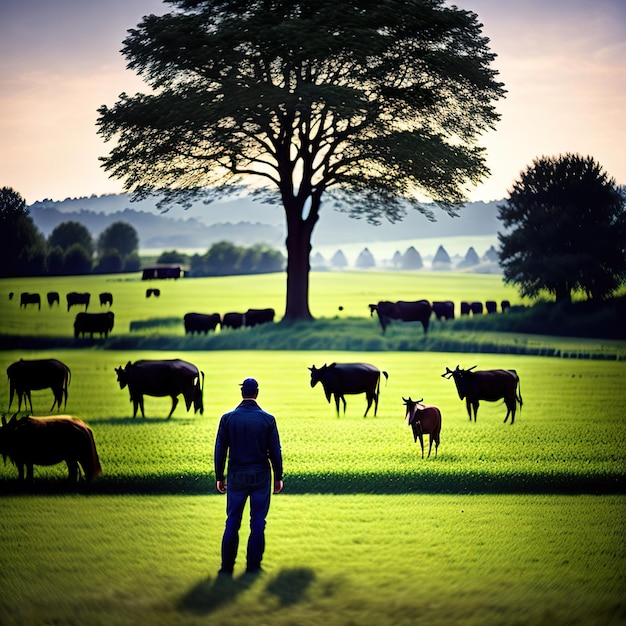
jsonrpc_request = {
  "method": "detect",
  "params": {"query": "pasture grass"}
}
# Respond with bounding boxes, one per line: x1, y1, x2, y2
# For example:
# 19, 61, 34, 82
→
0, 494, 623, 626
0, 350, 624, 494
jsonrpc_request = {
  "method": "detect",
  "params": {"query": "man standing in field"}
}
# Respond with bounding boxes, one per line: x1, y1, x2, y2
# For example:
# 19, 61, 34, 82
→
214, 377, 283, 576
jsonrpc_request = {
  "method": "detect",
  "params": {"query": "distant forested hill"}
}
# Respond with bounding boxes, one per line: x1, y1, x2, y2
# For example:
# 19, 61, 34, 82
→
29, 193, 503, 250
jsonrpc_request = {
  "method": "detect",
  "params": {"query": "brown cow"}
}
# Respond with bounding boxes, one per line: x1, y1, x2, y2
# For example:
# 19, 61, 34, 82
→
403, 397, 442, 458
0, 414, 102, 483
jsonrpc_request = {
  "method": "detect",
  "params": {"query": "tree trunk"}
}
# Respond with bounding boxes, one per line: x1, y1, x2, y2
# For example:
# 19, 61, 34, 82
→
283, 197, 318, 321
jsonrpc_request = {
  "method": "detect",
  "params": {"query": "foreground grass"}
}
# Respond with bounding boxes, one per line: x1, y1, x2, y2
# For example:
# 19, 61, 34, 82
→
0, 494, 623, 626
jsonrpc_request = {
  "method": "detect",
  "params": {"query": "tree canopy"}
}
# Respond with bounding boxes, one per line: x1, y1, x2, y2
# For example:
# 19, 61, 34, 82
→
98, 0, 505, 319
497, 154, 626, 302
48, 221, 95, 257
97, 221, 140, 259
0, 187, 47, 277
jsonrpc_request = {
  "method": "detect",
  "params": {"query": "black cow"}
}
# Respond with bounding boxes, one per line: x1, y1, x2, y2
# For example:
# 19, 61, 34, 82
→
0, 414, 102, 483
369, 300, 432, 334
309, 362, 388, 417
7, 358, 71, 413
432, 301, 455, 321
66, 292, 90, 312
442, 365, 523, 424
74, 312, 114, 339
47, 291, 60, 307
184, 312, 221, 334
99, 292, 113, 307
115, 359, 204, 419
501, 300, 511, 313
470, 301, 483, 315
460, 301, 471, 316
245, 308, 275, 327
222, 312, 245, 330
146, 288, 161, 298
486, 300, 497, 314
20, 292, 41, 310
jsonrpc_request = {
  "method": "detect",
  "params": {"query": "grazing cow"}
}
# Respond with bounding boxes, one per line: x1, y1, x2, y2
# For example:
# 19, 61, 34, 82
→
20, 292, 41, 310
501, 300, 511, 313
470, 301, 483, 315
0, 414, 101, 483
184, 312, 221, 334
115, 359, 204, 419
7, 358, 71, 414
432, 301, 455, 321
66, 292, 90, 312
221, 312, 245, 330
442, 365, 523, 424
486, 300, 497, 314
99, 292, 113, 307
369, 300, 432, 334
309, 362, 388, 417
47, 291, 60, 307
460, 301, 471, 316
74, 312, 114, 339
146, 288, 161, 298
403, 397, 442, 458
245, 308, 275, 327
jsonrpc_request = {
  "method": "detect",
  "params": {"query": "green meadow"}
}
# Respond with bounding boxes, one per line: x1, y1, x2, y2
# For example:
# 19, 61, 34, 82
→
0, 272, 625, 625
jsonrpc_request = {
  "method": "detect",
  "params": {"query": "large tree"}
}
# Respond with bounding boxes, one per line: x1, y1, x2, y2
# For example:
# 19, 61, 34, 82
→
98, 0, 505, 320
498, 154, 626, 303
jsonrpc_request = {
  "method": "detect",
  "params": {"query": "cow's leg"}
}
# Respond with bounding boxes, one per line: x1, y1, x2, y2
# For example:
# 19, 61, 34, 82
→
419, 435, 424, 459
66, 460, 79, 482
465, 398, 472, 421
26, 463, 34, 482
17, 463, 25, 481
167, 396, 179, 419
472, 401, 479, 422
26, 391, 33, 414
364, 393, 374, 417
138, 396, 146, 418
427, 436, 433, 458
333, 394, 341, 417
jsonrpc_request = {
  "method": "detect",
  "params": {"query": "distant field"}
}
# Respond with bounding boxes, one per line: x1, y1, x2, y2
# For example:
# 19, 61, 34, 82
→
0, 271, 523, 338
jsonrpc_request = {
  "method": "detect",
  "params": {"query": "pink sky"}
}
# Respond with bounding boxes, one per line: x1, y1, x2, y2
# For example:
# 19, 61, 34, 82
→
1, 0, 625, 204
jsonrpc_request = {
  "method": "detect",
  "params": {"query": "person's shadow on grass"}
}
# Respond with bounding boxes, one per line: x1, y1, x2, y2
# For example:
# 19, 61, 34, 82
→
179, 567, 315, 615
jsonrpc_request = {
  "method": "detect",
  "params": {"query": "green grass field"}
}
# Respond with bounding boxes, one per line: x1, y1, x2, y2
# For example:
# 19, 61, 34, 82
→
0, 273, 625, 625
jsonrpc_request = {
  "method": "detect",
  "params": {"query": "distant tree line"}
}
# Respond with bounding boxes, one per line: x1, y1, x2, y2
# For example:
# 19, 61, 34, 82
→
163, 241, 285, 277
0, 187, 140, 277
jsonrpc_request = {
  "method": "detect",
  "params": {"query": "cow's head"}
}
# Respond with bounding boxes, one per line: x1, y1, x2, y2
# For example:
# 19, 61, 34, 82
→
402, 397, 424, 442
309, 364, 335, 403
115, 362, 131, 389
442, 365, 476, 400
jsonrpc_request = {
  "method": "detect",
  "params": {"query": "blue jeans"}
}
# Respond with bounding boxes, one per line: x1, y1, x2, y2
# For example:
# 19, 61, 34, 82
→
221, 469, 271, 572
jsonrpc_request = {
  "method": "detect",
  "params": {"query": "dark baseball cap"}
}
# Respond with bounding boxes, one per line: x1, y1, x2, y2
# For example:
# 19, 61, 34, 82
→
241, 378, 259, 396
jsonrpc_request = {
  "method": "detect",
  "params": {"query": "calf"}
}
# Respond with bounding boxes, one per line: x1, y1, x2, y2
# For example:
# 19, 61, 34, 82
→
403, 397, 441, 458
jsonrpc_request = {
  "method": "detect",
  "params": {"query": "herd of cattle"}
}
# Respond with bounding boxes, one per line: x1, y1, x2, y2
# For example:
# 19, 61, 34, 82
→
0, 356, 523, 483
369, 298, 511, 334
12, 289, 513, 340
